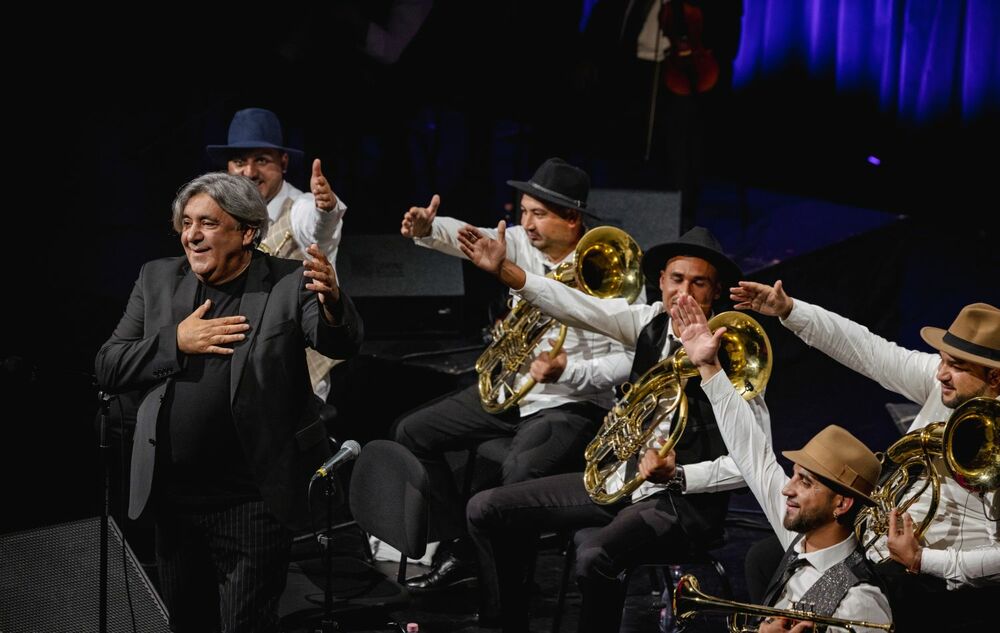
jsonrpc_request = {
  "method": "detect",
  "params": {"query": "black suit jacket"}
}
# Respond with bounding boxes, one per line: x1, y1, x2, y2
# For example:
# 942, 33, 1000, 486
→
95, 251, 363, 526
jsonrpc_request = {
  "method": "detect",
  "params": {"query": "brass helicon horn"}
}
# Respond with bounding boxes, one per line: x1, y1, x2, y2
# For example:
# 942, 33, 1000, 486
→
673, 574, 894, 632
584, 311, 772, 505
476, 226, 644, 413
855, 396, 1000, 551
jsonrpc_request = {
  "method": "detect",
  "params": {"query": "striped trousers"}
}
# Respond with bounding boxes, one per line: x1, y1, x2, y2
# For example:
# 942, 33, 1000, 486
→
155, 500, 291, 633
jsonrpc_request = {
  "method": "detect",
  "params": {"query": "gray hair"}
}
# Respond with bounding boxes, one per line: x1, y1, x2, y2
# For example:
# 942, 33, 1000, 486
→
171, 172, 269, 247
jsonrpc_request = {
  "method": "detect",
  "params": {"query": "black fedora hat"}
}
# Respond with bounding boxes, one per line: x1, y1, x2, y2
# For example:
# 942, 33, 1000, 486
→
206, 108, 304, 163
641, 226, 741, 288
507, 158, 600, 221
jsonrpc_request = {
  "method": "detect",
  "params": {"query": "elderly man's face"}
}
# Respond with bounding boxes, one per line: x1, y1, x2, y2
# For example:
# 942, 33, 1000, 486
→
227, 149, 288, 203
180, 194, 254, 285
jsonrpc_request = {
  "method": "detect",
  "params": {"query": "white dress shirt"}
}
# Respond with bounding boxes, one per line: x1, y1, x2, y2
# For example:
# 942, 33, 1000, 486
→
267, 180, 348, 401
701, 372, 893, 632
414, 217, 632, 415
267, 180, 347, 268
518, 272, 762, 498
783, 299, 1000, 588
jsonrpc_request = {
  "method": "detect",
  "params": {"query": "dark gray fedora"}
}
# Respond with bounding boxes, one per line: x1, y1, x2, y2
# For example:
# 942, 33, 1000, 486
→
206, 108, 304, 163
641, 226, 741, 287
507, 158, 600, 221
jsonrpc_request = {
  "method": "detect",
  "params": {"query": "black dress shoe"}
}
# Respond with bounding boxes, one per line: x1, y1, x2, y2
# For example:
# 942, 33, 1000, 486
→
404, 553, 477, 592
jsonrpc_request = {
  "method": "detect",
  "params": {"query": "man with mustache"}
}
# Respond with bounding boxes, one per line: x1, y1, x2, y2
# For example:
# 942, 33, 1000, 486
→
731, 282, 1000, 632
459, 224, 759, 633
394, 158, 631, 598
208, 107, 347, 402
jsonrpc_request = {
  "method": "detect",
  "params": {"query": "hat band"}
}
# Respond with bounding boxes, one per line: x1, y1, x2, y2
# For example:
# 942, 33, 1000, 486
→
529, 181, 584, 208
943, 331, 1000, 361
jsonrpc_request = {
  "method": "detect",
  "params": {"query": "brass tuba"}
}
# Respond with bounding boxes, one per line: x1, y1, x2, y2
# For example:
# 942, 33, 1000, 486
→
855, 396, 1000, 551
476, 226, 644, 413
673, 573, 894, 632
584, 311, 772, 504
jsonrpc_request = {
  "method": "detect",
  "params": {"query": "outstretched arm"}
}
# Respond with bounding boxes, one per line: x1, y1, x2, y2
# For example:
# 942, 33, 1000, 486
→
289, 159, 347, 263
458, 221, 527, 290
401, 194, 439, 239
730, 280, 793, 318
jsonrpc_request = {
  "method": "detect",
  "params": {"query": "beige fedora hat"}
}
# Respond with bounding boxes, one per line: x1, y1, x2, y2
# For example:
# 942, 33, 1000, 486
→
782, 425, 881, 506
920, 303, 1000, 370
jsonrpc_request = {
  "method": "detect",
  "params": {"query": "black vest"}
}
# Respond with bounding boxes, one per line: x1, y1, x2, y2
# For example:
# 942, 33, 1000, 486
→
628, 312, 732, 540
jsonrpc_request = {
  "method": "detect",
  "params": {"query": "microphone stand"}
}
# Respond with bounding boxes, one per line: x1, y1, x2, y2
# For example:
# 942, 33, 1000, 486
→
97, 390, 114, 633
316, 472, 340, 633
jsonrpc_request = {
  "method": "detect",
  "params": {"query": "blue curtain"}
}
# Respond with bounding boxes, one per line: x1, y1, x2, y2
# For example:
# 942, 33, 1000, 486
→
733, 0, 1000, 123
582, 0, 1000, 124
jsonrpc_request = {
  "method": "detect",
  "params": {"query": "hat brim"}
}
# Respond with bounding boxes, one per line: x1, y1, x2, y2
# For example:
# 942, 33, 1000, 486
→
641, 242, 741, 289
920, 326, 1000, 369
507, 179, 601, 221
206, 142, 304, 164
781, 448, 877, 506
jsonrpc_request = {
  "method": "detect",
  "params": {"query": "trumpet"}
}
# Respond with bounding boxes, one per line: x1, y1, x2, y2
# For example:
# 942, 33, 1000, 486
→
855, 397, 1000, 551
673, 574, 894, 632
584, 311, 771, 504
477, 226, 643, 413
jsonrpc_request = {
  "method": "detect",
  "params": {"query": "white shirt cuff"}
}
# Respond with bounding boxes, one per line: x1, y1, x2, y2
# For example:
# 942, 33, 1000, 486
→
919, 547, 946, 578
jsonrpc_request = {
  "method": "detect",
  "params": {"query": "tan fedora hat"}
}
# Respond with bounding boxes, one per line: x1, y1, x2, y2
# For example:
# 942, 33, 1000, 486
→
920, 303, 1000, 370
782, 425, 881, 506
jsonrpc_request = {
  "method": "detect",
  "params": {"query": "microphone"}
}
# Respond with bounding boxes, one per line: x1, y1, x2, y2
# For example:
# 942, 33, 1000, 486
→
312, 440, 361, 480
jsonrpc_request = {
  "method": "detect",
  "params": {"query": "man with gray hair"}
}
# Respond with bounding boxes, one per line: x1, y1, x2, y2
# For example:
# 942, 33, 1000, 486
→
208, 107, 348, 401
96, 172, 363, 632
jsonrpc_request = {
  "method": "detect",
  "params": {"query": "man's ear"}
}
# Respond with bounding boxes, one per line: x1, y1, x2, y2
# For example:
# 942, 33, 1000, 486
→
243, 226, 258, 248
986, 366, 1000, 392
835, 494, 855, 516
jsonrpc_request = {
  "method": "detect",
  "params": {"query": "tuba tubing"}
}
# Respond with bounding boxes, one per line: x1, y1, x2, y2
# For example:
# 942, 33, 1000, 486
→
584, 311, 772, 505
673, 574, 894, 632
856, 397, 1000, 551
477, 226, 643, 413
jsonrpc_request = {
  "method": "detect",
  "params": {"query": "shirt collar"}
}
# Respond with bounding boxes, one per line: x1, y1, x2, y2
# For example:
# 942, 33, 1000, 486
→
266, 180, 292, 222
793, 533, 859, 573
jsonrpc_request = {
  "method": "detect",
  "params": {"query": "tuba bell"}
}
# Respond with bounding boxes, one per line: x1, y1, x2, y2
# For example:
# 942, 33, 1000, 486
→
584, 311, 772, 504
855, 396, 1000, 551
673, 573, 894, 632
477, 226, 644, 413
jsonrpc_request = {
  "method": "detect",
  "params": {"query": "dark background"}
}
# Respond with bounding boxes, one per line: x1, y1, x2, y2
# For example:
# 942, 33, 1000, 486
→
3, 0, 998, 539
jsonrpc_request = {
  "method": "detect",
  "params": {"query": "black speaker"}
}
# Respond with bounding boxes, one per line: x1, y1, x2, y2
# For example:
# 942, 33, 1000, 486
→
336, 234, 467, 338
0, 516, 170, 632
588, 188, 682, 250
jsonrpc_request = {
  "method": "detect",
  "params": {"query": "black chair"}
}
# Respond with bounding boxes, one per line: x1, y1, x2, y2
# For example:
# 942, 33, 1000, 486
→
281, 440, 431, 632
350, 440, 432, 585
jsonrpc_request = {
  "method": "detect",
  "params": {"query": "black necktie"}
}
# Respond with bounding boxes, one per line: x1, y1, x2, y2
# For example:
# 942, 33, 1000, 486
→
761, 551, 810, 607
665, 335, 681, 358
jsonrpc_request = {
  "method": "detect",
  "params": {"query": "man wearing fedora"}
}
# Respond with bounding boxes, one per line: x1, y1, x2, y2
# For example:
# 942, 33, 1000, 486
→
673, 292, 892, 632
207, 107, 348, 401
395, 158, 633, 594
731, 282, 1000, 631
461, 225, 763, 633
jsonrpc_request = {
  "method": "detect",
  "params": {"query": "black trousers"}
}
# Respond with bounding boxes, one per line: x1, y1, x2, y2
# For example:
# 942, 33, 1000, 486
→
394, 384, 606, 542
467, 472, 696, 633
154, 500, 291, 633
